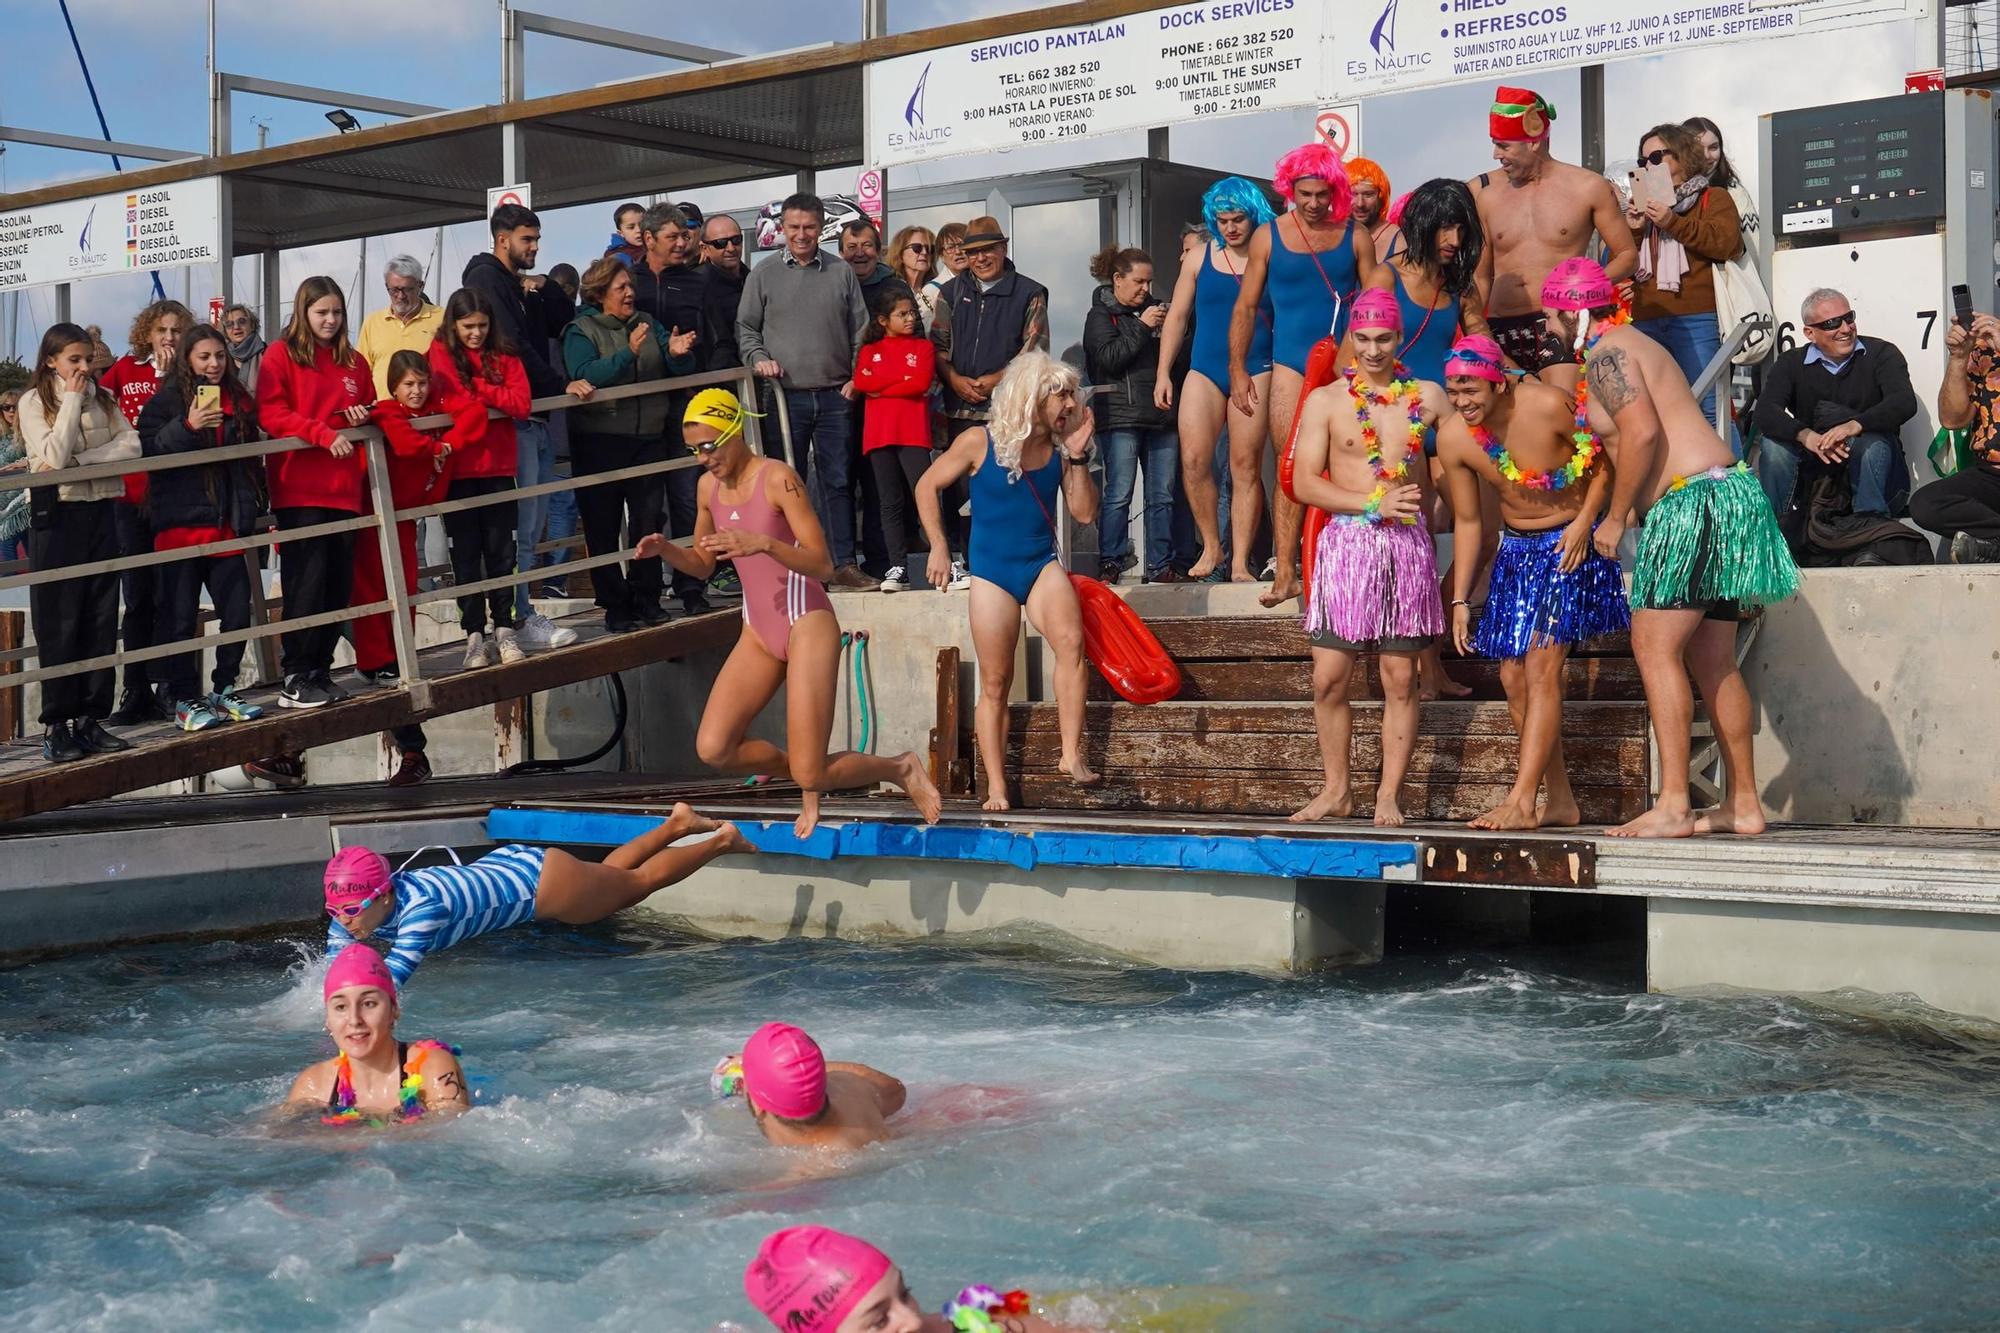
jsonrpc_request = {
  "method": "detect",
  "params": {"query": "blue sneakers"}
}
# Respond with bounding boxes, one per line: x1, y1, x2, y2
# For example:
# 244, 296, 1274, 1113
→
175, 699, 225, 732
209, 688, 263, 722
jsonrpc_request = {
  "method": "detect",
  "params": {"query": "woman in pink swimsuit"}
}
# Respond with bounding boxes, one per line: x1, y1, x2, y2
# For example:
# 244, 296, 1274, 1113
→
636, 389, 941, 836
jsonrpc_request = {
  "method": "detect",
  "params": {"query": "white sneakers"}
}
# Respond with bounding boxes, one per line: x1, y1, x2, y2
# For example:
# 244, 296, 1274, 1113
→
494, 626, 526, 664
882, 561, 971, 592
947, 559, 972, 591
464, 633, 490, 669
516, 612, 578, 651
880, 565, 908, 593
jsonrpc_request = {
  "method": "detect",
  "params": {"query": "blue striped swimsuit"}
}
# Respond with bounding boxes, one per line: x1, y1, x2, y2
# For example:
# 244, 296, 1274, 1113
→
325, 845, 547, 986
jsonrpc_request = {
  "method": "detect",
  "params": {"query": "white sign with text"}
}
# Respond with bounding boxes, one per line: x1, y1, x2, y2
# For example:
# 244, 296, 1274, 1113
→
865, 0, 1323, 166
0, 176, 221, 293
1327, 0, 1932, 101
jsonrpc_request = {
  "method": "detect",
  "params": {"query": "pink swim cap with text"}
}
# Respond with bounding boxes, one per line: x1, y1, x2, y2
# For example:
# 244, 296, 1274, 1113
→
744, 1226, 893, 1333
323, 944, 397, 1002
324, 847, 392, 912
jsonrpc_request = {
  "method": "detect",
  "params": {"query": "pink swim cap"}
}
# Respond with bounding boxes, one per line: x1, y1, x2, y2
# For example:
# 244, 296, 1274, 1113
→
740, 1022, 827, 1120
1350, 287, 1402, 333
324, 847, 392, 913
744, 1226, 893, 1333
1443, 334, 1507, 384
323, 944, 397, 1002
1542, 257, 1615, 311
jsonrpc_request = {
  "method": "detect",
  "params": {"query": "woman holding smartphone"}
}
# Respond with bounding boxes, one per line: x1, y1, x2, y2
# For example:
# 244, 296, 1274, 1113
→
15, 323, 142, 763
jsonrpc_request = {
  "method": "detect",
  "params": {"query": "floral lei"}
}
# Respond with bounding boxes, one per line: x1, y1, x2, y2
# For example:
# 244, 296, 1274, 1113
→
322, 1039, 455, 1127
1344, 365, 1427, 524
1469, 305, 1629, 492
944, 1285, 1033, 1332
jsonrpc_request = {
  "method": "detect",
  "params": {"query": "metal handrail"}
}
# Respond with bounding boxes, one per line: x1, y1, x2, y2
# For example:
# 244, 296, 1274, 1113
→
0, 363, 785, 711
1690, 314, 1769, 440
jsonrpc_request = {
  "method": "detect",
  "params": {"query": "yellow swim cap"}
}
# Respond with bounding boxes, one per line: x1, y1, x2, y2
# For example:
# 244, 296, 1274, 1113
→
684, 387, 762, 445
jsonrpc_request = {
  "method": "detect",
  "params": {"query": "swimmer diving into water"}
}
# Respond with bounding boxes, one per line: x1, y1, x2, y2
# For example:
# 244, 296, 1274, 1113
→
323, 802, 747, 985
634, 389, 942, 837
284, 944, 468, 1124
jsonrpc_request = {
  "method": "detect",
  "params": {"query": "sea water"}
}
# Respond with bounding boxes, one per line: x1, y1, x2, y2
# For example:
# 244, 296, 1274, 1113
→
2, 922, 1997, 1331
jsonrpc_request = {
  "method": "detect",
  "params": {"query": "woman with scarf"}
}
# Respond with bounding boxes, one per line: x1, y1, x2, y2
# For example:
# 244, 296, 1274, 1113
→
221, 305, 266, 394
1625, 121, 1743, 455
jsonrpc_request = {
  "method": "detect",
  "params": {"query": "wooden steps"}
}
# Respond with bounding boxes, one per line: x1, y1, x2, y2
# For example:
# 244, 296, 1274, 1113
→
934, 614, 1654, 825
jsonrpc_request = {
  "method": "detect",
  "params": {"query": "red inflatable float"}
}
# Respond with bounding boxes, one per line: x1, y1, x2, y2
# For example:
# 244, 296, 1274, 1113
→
1069, 572, 1182, 705
1278, 334, 1345, 595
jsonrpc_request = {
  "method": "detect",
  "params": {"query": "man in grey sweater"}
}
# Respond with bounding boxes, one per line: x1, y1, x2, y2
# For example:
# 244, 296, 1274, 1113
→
737, 192, 874, 588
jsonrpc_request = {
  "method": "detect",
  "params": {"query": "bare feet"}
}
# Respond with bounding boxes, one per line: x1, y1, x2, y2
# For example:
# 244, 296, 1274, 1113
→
1373, 792, 1406, 828
896, 751, 942, 824
1229, 568, 1258, 584
794, 791, 822, 839
1258, 571, 1303, 608
665, 800, 719, 839
1536, 797, 1582, 829
1469, 798, 1538, 831
1606, 805, 1697, 839
981, 787, 1011, 812
1289, 784, 1354, 822
708, 821, 752, 855
1692, 800, 1767, 836
1188, 546, 1222, 580
1419, 645, 1474, 700
1060, 755, 1101, 786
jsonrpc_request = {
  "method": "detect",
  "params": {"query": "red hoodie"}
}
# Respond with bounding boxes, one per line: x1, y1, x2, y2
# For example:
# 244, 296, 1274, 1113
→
256, 342, 373, 513
100, 354, 168, 503
370, 391, 485, 508
853, 335, 933, 452
425, 343, 530, 481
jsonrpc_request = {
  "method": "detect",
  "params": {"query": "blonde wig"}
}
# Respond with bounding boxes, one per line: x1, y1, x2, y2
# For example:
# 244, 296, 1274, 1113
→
985, 349, 1079, 483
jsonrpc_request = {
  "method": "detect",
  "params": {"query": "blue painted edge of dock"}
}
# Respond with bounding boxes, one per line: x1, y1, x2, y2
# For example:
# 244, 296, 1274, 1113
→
488, 808, 1419, 881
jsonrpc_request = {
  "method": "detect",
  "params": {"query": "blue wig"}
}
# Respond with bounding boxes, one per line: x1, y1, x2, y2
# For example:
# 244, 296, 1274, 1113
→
1201, 176, 1277, 238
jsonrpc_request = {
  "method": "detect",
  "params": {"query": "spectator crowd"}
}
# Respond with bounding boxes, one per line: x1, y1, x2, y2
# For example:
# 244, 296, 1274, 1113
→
7, 107, 1998, 779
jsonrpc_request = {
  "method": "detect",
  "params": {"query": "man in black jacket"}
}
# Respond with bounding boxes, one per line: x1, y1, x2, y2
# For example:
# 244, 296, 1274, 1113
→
462, 204, 593, 641
1083, 247, 1181, 582
931, 216, 1049, 444
1753, 287, 1914, 525
698, 213, 747, 371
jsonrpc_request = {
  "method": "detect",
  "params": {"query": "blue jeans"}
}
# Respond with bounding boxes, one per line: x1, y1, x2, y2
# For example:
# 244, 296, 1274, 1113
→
783, 385, 856, 567
1755, 429, 1909, 520
513, 417, 554, 618
1636, 313, 1740, 458
0, 533, 26, 566
1099, 427, 1178, 574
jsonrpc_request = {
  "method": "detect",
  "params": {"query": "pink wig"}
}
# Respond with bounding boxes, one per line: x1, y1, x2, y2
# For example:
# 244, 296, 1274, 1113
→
1273, 144, 1352, 223
1385, 192, 1412, 227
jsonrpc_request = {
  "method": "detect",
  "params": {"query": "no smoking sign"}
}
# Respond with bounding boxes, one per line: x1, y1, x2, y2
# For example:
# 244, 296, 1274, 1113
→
1315, 103, 1362, 161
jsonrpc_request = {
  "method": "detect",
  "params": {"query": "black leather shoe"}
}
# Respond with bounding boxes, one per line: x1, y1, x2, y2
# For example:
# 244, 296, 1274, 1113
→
74, 717, 132, 754
105, 686, 157, 727
679, 592, 715, 617
43, 721, 84, 764
604, 609, 642, 634
634, 601, 670, 627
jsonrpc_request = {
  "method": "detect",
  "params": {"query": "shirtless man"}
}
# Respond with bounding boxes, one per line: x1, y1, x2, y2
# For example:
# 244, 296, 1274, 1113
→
1347, 156, 1396, 255
1231, 142, 1391, 609
1437, 333, 1630, 831
1288, 289, 1448, 827
1470, 87, 1636, 395
735, 1021, 906, 1152
1548, 259, 1798, 839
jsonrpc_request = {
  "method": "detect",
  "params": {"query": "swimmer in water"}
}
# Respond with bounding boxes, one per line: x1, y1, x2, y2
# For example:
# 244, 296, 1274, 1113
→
323, 801, 748, 986
634, 389, 942, 837
743, 1225, 1096, 1333
284, 944, 469, 1123
731, 1021, 906, 1152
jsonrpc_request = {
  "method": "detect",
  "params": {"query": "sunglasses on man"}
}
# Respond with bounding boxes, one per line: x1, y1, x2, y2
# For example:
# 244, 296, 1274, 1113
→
705, 235, 743, 250
1807, 310, 1857, 332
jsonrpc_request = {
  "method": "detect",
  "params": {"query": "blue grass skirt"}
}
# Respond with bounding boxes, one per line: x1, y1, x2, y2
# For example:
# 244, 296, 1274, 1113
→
1472, 524, 1631, 658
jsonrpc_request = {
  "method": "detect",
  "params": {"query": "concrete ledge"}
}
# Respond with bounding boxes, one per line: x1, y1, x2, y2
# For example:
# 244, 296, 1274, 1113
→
1649, 896, 2000, 1023
1597, 836, 2000, 915
634, 853, 1385, 973
0, 816, 328, 956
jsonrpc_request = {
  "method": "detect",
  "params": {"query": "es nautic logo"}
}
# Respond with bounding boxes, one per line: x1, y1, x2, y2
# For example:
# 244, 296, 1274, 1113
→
904, 61, 930, 129
78, 203, 96, 253
1370, 0, 1399, 54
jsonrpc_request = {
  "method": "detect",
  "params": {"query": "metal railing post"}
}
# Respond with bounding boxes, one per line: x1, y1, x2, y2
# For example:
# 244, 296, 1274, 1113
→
364, 437, 428, 709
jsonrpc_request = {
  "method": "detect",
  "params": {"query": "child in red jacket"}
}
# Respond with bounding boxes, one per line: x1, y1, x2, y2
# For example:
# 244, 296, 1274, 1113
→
256, 276, 374, 710
854, 289, 953, 592
426, 287, 533, 667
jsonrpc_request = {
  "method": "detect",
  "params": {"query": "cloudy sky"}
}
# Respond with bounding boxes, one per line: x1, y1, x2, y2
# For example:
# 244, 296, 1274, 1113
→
0, 0, 1934, 357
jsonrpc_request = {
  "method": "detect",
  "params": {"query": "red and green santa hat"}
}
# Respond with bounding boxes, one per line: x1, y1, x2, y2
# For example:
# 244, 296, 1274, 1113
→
1491, 86, 1555, 142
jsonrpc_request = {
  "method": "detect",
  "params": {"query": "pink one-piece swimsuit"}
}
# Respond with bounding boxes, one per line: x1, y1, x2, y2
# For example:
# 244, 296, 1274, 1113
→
709, 459, 832, 661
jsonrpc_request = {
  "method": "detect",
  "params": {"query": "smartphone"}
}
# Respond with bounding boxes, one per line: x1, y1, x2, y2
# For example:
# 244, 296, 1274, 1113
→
1953, 283, 1973, 329
194, 385, 220, 413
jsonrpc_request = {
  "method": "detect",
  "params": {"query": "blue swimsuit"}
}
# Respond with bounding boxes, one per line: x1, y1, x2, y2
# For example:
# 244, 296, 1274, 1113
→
967, 431, 1062, 605
1267, 215, 1358, 374
1191, 245, 1273, 388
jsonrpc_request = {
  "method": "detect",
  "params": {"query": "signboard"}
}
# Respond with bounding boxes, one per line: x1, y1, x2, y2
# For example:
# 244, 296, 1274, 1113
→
1325, 0, 1931, 101
1906, 67, 1946, 93
487, 182, 532, 216
1315, 101, 1361, 158
865, 0, 1323, 167
0, 176, 220, 293
855, 167, 887, 230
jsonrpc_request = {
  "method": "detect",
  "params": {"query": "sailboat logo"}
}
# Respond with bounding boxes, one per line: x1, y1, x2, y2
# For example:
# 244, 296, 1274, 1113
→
1370, 0, 1399, 53
78, 204, 97, 253
904, 62, 931, 130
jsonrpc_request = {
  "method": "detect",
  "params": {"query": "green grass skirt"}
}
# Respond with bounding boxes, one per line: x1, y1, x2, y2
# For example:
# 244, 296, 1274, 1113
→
1631, 463, 1800, 609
